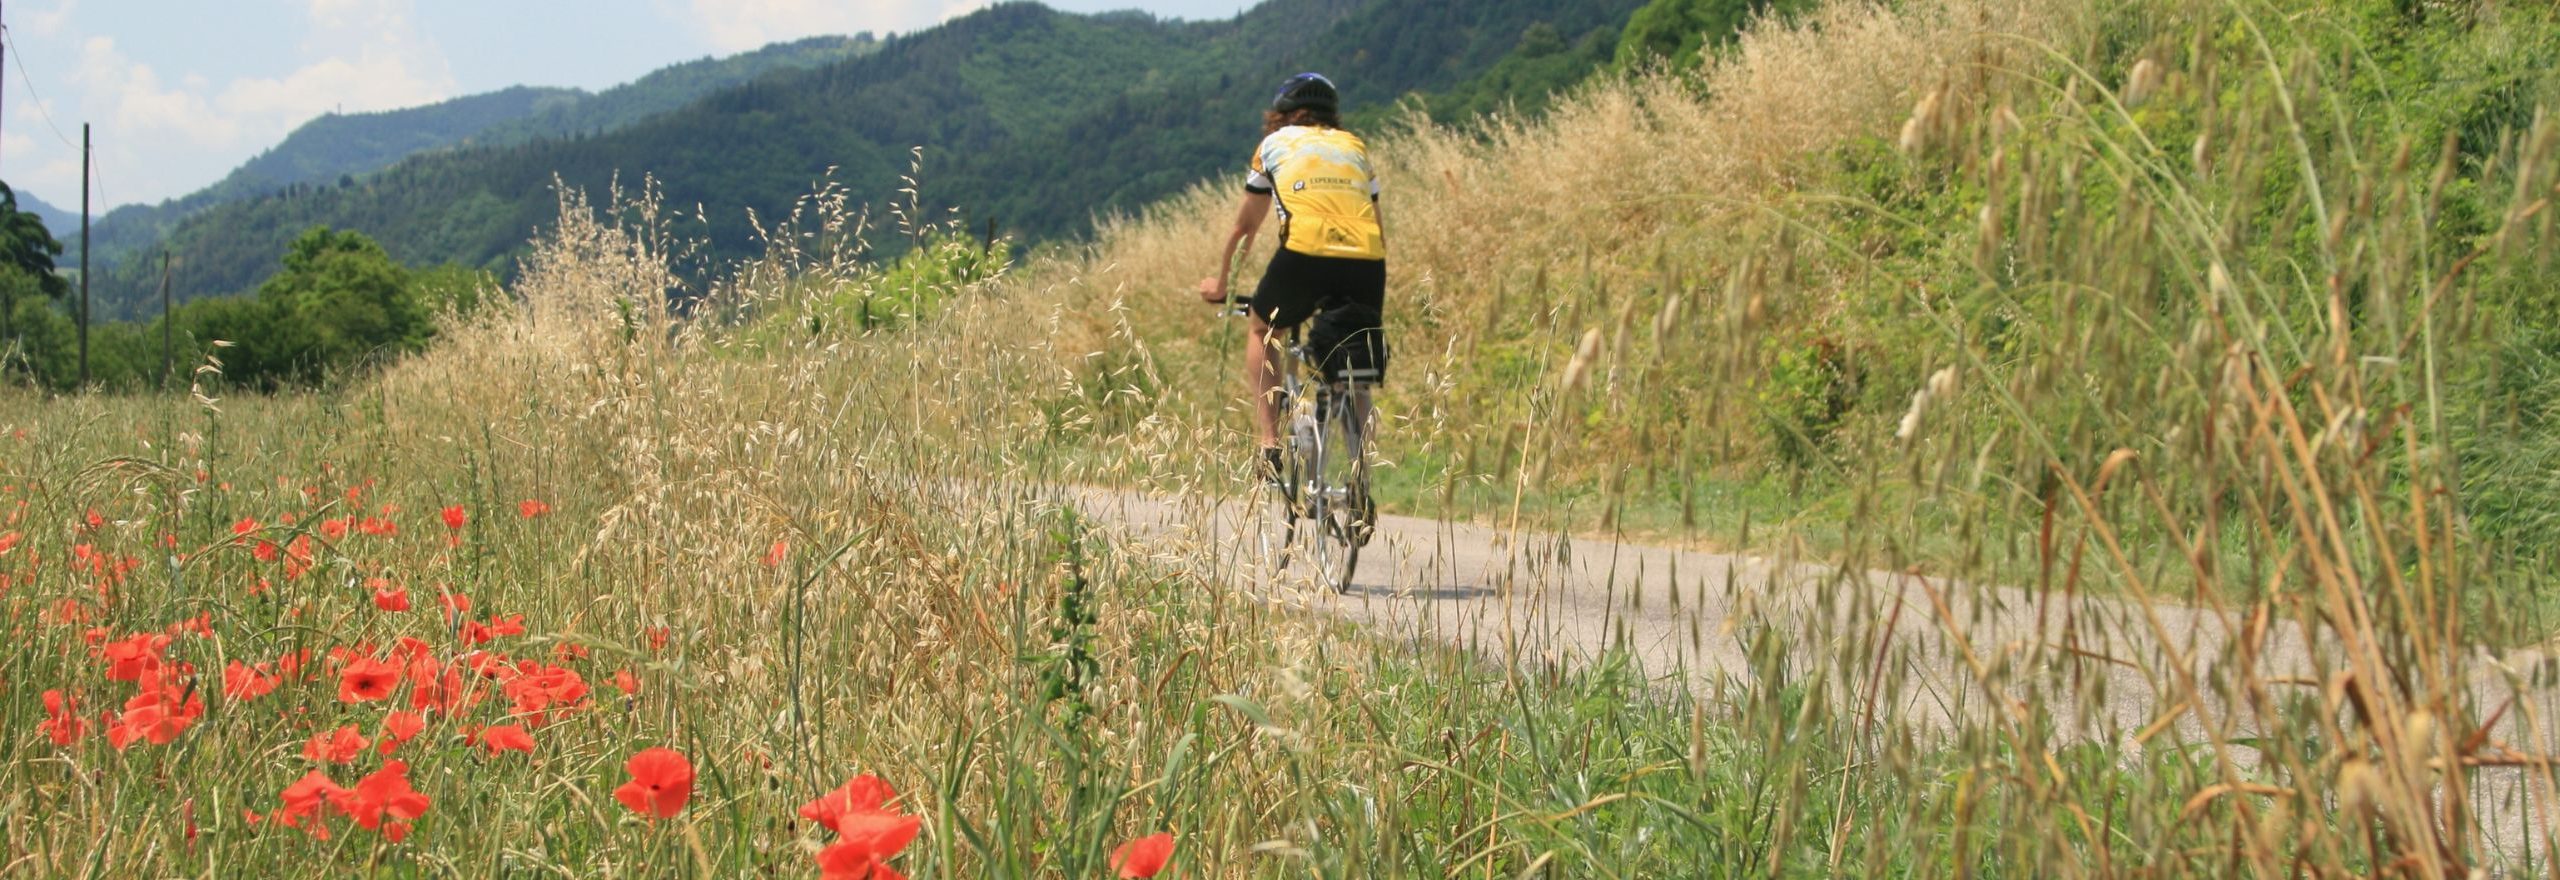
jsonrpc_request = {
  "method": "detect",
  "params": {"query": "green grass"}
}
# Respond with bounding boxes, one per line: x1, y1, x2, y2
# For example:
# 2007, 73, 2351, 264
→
16, 0, 2560, 876
0, 388, 2169, 878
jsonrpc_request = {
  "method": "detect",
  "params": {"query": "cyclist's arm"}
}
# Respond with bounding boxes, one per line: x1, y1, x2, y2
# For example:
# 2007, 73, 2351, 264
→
1200, 192, 1273, 303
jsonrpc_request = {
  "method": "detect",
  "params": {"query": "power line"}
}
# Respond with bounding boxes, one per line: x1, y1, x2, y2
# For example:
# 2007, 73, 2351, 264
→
3, 24, 78, 150
1, 22, 107, 222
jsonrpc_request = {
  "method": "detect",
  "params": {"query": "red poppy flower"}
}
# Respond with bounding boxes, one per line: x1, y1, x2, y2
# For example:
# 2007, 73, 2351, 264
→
231, 517, 259, 537
502, 663, 589, 726
39, 689, 86, 746
462, 613, 528, 647
816, 810, 923, 880
613, 747, 695, 819
763, 540, 789, 568
438, 592, 472, 619
344, 760, 432, 832
339, 656, 401, 704
406, 664, 473, 714
817, 839, 912, 880
645, 626, 670, 651
304, 725, 369, 764
167, 612, 212, 638
1111, 832, 1177, 878
612, 668, 640, 696
373, 583, 411, 612
518, 499, 551, 519
106, 685, 205, 750
100, 632, 172, 682
275, 648, 316, 681
440, 506, 467, 530
275, 769, 348, 836
320, 518, 350, 541
800, 775, 898, 833
379, 710, 427, 755
0, 531, 19, 555
223, 661, 278, 700
283, 535, 316, 578
476, 723, 535, 755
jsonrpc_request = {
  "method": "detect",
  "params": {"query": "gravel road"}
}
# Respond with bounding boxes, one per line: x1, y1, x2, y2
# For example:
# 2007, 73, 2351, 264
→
1050, 483, 2560, 865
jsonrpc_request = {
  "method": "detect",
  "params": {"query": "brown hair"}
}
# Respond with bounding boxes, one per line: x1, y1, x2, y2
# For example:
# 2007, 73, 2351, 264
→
1263, 106, 1344, 135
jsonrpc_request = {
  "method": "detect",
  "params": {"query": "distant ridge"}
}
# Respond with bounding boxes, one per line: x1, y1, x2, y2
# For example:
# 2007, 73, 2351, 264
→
13, 188, 76, 243
80, 34, 877, 289
92, 0, 1641, 317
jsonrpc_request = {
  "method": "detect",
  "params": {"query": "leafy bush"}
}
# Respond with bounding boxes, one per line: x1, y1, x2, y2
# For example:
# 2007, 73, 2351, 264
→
1756, 336, 1860, 472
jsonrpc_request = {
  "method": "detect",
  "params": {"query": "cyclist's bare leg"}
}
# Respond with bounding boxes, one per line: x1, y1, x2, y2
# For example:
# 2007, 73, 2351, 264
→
1246, 315, 1285, 450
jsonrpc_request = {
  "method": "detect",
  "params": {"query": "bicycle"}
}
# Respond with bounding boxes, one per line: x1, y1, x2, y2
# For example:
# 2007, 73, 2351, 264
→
1224, 303, 1377, 593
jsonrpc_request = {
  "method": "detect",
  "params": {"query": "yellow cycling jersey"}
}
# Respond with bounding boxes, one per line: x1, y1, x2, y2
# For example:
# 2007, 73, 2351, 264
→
1245, 125, 1385, 260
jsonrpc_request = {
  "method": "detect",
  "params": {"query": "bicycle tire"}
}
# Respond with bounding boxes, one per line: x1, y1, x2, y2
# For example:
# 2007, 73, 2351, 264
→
1253, 392, 1310, 576
1302, 384, 1369, 593
1248, 461, 1297, 575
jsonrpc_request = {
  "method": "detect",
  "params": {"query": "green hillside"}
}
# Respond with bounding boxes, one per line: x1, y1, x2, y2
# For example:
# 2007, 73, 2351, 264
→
88, 0, 1642, 318
14, 189, 76, 241
227, 86, 582, 195
470, 35, 881, 148
79, 35, 877, 302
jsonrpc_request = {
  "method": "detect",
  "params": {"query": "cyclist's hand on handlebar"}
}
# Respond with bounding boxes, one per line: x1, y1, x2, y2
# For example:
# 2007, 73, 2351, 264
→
1196, 276, 1229, 305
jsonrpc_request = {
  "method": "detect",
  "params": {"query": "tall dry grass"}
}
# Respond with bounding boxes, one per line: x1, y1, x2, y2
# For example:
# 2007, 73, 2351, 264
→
971, 0, 2560, 873
12, 0, 2560, 875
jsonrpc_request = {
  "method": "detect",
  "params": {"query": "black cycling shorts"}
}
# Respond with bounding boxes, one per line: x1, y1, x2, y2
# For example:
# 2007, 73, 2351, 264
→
1251, 249, 1389, 384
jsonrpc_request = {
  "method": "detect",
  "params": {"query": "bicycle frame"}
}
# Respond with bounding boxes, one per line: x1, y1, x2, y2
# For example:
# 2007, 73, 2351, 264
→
1236, 307, 1375, 592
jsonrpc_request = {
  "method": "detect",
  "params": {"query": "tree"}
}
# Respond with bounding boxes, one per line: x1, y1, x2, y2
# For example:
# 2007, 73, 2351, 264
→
1614, 0, 1811, 72
252, 226, 433, 386
0, 181, 68, 344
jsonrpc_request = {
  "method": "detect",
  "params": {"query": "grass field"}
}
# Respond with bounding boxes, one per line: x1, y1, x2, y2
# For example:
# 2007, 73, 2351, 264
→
12, 0, 2560, 876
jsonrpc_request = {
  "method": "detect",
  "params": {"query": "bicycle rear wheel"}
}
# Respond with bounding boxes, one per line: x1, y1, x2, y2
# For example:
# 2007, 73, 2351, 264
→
1301, 385, 1371, 593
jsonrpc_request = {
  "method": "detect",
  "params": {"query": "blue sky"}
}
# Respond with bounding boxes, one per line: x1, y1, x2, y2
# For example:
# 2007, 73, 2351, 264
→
1, 0, 1256, 213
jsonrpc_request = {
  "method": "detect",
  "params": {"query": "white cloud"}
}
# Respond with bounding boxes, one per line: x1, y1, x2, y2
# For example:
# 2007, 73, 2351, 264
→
20, 0, 77, 38
684, 0, 986, 53
20, 0, 458, 207
307, 0, 376, 29
77, 37, 240, 146
219, 52, 451, 123
31, 156, 80, 208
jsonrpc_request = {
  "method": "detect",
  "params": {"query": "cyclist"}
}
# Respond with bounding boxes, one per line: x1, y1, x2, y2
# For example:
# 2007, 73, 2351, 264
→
1195, 72, 1389, 489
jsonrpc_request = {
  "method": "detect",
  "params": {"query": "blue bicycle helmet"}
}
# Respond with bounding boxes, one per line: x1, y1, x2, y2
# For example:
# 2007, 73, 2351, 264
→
1272, 73, 1339, 113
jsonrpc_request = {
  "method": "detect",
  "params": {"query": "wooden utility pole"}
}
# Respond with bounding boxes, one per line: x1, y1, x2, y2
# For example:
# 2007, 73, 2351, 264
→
2, 0, 10, 175
159, 252, 172, 390
78, 123, 88, 387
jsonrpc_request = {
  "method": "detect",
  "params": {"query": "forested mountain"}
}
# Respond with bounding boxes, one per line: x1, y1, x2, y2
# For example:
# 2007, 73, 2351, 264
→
16, 189, 75, 242
468, 35, 880, 148
228, 86, 582, 195
89, 0, 1642, 318
81, 35, 877, 294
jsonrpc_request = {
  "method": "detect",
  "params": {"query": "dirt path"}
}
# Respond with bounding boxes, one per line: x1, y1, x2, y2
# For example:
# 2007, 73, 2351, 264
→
1049, 483, 2560, 863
